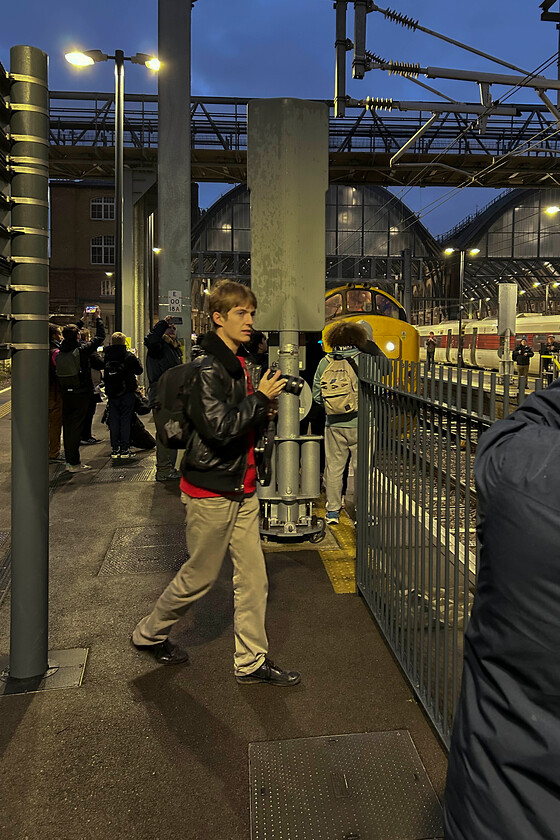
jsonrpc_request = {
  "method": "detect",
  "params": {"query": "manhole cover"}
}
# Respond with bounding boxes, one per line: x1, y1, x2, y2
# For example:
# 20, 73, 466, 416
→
98, 524, 187, 575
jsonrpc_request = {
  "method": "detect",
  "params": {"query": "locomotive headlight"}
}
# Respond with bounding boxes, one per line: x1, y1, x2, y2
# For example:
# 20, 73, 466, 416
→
386, 342, 395, 352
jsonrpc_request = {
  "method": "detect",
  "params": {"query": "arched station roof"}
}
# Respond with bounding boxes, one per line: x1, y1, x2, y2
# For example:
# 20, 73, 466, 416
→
439, 188, 560, 311
191, 183, 444, 296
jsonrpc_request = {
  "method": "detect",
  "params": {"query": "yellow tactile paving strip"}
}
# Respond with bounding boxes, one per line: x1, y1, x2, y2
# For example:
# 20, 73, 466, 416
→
315, 502, 356, 594
0, 401, 11, 420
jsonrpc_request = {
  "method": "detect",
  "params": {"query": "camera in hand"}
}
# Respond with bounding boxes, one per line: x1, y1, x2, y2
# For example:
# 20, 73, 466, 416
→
267, 363, 304, 397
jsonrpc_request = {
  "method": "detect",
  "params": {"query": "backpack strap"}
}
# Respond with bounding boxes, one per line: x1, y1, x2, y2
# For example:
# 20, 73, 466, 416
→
332, 352, 359, 376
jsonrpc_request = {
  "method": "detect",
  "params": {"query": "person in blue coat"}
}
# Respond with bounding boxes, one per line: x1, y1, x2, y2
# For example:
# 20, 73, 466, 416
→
445, 378, 560, 839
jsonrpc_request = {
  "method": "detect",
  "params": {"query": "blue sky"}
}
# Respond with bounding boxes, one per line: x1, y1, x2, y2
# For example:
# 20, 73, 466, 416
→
2, 0, 557, 234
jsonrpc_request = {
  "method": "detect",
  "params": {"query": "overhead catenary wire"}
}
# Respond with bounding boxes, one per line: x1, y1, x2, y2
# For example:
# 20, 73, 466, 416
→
326, 49, 560, 272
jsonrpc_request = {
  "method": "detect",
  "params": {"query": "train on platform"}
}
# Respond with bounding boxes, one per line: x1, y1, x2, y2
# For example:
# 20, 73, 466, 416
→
323, 283, 419, 363
417, 315, 560, 375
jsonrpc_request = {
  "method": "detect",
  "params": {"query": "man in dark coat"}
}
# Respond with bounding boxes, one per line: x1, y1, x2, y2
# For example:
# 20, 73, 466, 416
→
144, 314, 184, 480
56, 308, 105, 472
512, 335, 534, 379
445, 378, 560, 839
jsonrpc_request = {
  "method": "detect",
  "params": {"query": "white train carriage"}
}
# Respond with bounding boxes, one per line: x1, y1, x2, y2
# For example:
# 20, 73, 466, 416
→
417, 315, 560, 374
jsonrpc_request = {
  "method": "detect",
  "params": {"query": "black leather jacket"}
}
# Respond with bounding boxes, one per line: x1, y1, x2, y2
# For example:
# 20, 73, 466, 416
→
180, 331, 270, 494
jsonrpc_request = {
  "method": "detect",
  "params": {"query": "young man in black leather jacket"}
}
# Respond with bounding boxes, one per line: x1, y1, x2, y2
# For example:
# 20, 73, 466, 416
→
132, 280, 301, 686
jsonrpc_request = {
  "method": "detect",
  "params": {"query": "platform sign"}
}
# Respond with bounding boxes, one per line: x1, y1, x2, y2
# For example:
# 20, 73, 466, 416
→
168, 290, 182, 313
247, 99, 329, 332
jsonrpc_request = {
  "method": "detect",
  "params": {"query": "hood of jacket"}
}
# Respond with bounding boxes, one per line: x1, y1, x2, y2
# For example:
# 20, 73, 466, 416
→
104, 344, 128, 362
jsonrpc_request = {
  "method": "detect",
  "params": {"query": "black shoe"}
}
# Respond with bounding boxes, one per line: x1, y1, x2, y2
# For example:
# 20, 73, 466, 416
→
156, 468, 181, 482
132, 638, 189, 666
236, 657, 301, 686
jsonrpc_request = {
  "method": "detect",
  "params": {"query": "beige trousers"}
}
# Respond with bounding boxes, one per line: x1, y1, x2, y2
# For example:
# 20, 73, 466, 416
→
132, 492, 268, 675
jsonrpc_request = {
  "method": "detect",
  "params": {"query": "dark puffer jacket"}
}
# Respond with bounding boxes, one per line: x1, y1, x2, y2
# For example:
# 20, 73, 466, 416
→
103, 344, 143, 394
445, 378, 560, 839
180, 331, 270, 494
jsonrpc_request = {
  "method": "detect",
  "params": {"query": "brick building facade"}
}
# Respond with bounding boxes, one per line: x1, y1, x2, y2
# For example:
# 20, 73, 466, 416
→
49, 180, 116, 332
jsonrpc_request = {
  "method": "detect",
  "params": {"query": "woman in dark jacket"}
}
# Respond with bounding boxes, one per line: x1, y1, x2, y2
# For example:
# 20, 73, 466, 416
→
103, 332, 143, 460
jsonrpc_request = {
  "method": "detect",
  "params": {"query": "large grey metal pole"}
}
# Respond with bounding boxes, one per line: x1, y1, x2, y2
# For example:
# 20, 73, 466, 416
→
334, 1, 348, 117
114, 50, 124, 333
9, 46, 50, 679
158, 0, 194, 359
458, 249, 465, 370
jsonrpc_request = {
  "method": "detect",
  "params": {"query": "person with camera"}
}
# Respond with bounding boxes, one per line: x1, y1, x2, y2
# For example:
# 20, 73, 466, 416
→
132, 280, 300, 686
512, 335, 533, 380
144, 314, 184, 481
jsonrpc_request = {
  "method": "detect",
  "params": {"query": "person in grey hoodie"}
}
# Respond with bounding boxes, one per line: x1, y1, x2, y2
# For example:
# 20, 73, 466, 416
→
313, 320, 383, 525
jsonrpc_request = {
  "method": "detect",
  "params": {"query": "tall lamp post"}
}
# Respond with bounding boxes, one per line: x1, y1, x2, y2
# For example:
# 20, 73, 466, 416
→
444, 246, 480, 370
65, 49, 160, 332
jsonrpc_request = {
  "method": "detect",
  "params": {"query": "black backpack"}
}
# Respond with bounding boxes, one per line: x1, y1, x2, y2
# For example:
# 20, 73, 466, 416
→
55, 347, 82, 392
104, 357, 127, 398
153, 363, 194, 449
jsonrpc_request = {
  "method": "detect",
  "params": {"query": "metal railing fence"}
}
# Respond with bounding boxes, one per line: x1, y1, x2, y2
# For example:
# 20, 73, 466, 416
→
355, 358, 545, 746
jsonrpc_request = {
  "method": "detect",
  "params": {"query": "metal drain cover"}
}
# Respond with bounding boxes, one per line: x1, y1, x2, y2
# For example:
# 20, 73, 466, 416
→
249, 730, 443, 840
98, 524, 187, 576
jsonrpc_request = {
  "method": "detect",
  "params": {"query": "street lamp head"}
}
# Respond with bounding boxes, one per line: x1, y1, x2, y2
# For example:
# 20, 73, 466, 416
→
545, 205, 560, 215
131, 53, 160, 71
65, 49, 108, 66
152, 247, 161, 254
444, 247, 455, 255
469, 248, 480, 256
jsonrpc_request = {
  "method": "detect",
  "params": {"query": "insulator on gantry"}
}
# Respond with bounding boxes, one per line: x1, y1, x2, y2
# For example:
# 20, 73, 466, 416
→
382, 7, 418, 30
365, 50, 387, 65
387, 61, 420, 79
364, 96, 394, 111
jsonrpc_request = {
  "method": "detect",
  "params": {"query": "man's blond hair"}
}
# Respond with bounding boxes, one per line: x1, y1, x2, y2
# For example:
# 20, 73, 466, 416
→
209, 279, 257, 327
111, 331, 127, 345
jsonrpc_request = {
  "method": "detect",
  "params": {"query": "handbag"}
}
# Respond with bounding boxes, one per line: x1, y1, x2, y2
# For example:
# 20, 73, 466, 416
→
134, 390, 151, 415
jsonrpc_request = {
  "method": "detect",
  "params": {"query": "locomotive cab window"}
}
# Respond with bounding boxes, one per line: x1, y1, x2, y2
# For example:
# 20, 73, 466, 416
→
347, 289, 373, 312
375, 294, 400, 319
325, 293, 343, 321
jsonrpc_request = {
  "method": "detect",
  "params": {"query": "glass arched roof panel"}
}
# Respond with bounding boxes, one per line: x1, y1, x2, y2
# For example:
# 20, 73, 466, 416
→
192, 183, 440, 260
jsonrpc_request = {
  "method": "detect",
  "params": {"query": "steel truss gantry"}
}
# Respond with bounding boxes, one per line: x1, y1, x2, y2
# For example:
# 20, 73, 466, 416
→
48, 91, 560, 187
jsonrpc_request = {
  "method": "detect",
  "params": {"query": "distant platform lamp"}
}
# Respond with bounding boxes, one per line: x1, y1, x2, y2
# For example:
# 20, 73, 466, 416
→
64, 49, 160, 331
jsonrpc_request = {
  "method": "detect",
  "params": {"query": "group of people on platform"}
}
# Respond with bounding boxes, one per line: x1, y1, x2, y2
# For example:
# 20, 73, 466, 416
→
48, 307, 155, 473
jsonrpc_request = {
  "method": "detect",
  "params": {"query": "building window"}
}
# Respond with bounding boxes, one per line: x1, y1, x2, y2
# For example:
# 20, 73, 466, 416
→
91, 235, 115, 265
100, 277, 115, 296
90, 196, 115, 220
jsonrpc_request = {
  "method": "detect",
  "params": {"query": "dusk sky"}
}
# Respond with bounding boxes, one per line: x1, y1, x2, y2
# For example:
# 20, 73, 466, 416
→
2, 0, 558, 235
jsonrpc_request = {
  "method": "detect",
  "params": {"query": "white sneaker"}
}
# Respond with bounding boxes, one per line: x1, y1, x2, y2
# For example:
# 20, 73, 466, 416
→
65, 463, 92, 473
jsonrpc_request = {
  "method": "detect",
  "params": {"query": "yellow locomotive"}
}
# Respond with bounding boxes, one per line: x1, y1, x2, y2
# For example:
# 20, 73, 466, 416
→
322, 283, 419, 363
